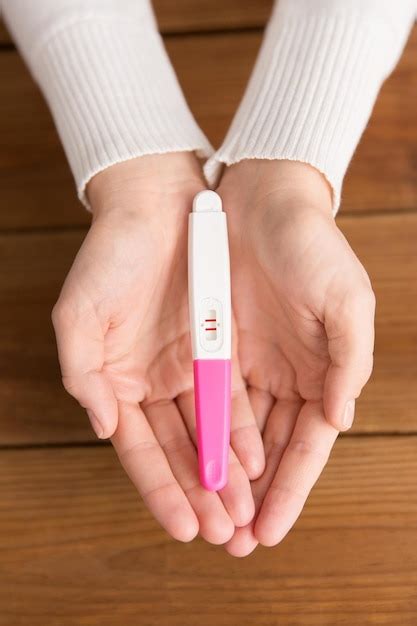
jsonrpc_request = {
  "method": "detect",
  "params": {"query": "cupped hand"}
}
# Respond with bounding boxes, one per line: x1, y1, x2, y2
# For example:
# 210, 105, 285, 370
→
52, 153, 264, 546
216, 160, 375, 556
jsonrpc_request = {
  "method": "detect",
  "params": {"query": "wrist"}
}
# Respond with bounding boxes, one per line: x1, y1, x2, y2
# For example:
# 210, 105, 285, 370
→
87, 152, 205, 220
222, 159, 334, 219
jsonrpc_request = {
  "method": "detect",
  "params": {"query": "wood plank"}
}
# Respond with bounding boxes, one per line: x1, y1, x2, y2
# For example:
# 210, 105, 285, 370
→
342, 26, 417, 213
0, 21, 10, 45
0, 212, 415, 445
0, 27, 416, 229
153, 0, 273, 33
341, 213, 417, 432
1, 436, 416, 625
0, 1, 273, 45
0, 230, 93, 444
0, 50, 89, 229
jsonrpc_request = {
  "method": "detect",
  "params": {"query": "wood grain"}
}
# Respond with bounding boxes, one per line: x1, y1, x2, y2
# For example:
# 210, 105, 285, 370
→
0, 212, 415, 445
0, 21, 10, 45
0, 27, 416, 229
341, 213, 417, 432
1, 436, 416, 625
342, 26, 417, 213
0, 4, 415, 622
0, 230, 91, 444
153, 0, 273, 33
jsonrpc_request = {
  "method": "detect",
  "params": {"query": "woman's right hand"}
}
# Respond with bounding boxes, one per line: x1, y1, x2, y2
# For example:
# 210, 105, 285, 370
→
216, 159, 375, 555
52, 153, 264, 546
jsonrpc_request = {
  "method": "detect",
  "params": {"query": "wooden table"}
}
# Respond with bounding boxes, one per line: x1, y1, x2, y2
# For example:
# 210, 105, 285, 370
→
0, 2, 416, 624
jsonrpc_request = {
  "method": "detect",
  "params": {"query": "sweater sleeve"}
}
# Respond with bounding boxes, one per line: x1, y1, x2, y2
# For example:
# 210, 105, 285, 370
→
1, 0, 213, 206
204, 0, 416, 211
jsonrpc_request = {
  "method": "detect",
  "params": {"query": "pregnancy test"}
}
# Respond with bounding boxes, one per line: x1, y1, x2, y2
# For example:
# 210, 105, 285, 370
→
188, 190, 231, 491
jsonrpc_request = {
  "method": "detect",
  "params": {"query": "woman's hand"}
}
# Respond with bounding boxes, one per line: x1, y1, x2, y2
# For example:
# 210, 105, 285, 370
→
216, 160, 375, 556
52, 153, 264, 546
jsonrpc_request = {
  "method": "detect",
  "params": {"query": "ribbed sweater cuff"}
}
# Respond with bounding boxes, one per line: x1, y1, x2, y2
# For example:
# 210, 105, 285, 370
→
29, 16, 213, 206
204, 1, 414, 211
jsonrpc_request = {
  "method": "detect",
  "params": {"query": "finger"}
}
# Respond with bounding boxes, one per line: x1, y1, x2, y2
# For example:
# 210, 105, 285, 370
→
52, 301, 117, 438
225, 399, 300, 557
177, 390, 255, 527
247, 386, 275, 434
230, 312, 265, 479
219, 455, 255, 528
144, 399, 234, 545
255, 400, 338, 547
323, 285, 376, 431
112, 401, 199, 543
230, 384, 266, 479
224, 524, 258, 558
262, 398, 303, 460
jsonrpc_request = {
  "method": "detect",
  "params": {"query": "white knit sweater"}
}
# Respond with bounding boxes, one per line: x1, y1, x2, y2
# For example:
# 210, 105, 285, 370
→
2, 0, 416, 210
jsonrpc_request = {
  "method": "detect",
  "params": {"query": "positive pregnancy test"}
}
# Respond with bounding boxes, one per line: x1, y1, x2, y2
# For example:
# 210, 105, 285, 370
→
188, 190, 231, 491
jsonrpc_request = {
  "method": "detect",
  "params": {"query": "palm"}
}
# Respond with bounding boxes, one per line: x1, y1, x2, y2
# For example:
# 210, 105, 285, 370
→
231, 211, 334, 409
95, 210, 192, 407
53, 156, 265, 546
217, 160, 374, 556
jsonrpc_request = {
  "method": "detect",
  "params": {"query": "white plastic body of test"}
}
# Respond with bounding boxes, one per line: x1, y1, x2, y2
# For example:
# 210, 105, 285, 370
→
188, 191, 231, 360
188, 190, 232, 491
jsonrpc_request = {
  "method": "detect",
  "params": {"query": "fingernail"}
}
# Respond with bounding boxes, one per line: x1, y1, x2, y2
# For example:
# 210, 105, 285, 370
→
342, 400, 355, 430
86, 409, 105, 439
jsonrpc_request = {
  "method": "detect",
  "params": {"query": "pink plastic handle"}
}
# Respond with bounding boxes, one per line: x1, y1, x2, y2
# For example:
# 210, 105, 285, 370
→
193, 359, 231, 491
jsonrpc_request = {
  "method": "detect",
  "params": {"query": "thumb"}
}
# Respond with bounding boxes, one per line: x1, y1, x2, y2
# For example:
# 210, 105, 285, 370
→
52, 300, 118, 438
323, 284, 376, 431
